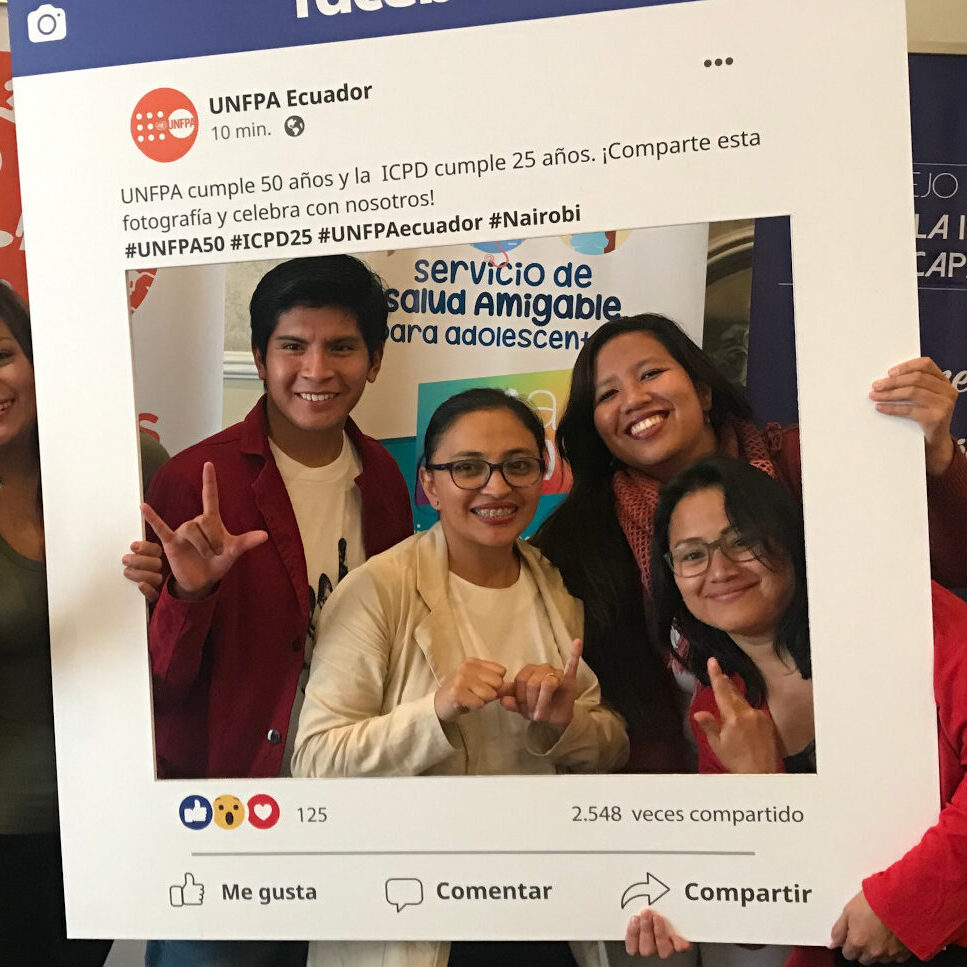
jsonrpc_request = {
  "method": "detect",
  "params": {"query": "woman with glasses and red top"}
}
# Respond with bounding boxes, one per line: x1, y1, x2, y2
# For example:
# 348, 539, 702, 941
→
292, 387, 628, 967
533, 315, 967, 779
530, 316, 967, 966
624, 456, 967, 967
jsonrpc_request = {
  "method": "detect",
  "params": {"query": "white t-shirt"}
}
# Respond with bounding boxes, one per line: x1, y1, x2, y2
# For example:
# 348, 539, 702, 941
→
447, 567, 562, 776
271, 433, 365, 775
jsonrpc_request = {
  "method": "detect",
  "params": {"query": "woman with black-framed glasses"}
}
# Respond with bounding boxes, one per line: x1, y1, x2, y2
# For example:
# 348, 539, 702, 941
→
649, 456, 813, 777
292, 387, 627, 967
626, 456, 967, 966
531, 314, 967, 784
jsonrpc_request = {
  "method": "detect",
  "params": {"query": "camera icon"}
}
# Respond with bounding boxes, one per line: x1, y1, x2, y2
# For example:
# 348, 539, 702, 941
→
27, 4, 67, 44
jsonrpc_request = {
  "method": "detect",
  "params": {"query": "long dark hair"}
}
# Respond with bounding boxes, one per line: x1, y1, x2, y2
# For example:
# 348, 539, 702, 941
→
532, 315, 751, 758
0, 284, 33, 365
0, 285, 42, 512
650, 456, 810, 706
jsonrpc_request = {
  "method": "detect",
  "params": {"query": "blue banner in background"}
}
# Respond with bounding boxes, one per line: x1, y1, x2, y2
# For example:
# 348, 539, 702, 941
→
746, 215, 796, 426
747, 54, 967, 444
909, 53, 967, 451
7, 0, 704, 77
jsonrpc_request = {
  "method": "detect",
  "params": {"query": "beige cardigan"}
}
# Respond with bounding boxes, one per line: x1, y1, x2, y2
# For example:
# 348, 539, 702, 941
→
292, 524, 628, 779
292, 525, 628, 967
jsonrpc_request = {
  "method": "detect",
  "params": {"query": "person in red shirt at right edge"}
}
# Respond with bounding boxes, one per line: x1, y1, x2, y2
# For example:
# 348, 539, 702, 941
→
624, 456, 966, 967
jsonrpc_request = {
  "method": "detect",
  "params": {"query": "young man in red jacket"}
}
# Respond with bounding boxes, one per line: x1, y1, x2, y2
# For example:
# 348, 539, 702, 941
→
125, 255, 413, 967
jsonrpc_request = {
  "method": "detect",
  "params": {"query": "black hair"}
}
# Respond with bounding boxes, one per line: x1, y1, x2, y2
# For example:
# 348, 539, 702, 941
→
650, 456, 810, 706
556, 314, 751, 490
421, 387, 546, 467
0, 285, 42, 508
249, 255, 389, 362
0, 283, 33, 365
532, 315, 752, 763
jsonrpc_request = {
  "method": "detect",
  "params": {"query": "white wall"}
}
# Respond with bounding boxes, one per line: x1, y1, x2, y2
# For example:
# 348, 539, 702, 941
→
907, 0, 967, 52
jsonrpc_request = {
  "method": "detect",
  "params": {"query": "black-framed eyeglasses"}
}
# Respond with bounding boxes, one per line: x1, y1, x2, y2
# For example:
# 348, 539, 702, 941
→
425, 456, 545, 490
664, 530, 763, 577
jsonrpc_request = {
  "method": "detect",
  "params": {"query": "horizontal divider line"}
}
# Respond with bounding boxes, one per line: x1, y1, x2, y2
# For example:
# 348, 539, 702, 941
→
191, 849, 756, 857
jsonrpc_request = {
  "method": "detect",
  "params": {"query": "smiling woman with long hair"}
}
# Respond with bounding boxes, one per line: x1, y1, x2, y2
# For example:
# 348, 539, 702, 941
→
0, 286, 168, 963
293, 387, 627, 967
533, 314, 967, 776
0, 285, 114, 964
650, 457, 813, 775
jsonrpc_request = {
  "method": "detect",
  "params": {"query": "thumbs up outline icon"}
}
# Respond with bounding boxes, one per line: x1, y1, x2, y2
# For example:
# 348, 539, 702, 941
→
170, 873, 205, 907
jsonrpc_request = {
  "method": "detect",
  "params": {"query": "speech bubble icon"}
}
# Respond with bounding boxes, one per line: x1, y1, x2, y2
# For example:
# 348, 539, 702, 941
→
385, 878, 424, 912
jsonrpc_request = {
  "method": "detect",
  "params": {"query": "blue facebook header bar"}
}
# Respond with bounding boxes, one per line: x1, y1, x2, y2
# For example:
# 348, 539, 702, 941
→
7, 0, 702, 78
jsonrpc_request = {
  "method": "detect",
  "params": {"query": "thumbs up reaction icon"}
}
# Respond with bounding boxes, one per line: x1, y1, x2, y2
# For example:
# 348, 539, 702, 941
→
170, 873, 205, 907
178, 795, 212, 830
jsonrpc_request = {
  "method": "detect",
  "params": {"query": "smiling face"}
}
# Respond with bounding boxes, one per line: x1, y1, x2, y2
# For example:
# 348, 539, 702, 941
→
0, 319, 37, 451
254, 305, 381, 466
419, 408, 544, 561
667, 486, 794, 648
592, 331, 716, 482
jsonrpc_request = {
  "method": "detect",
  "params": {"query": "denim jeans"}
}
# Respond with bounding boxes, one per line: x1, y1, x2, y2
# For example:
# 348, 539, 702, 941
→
145, 940, 308, 967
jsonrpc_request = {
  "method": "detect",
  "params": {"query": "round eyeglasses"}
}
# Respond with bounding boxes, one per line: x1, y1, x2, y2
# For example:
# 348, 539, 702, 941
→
664, 530, 762, 577
425, 456, 545, 490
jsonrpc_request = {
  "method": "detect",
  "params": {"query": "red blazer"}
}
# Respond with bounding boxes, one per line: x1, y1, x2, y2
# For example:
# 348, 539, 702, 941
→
861, 583, 967, 960
146, 398, 413, 779
694, 583, 967, 964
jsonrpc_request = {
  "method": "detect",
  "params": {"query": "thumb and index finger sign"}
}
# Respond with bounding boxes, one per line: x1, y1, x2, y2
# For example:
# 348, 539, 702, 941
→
201, 461, 220, 519
139, 463, 222, 545
707, 657, 748, 719
141, 501, 175, 544
562, 638, 583, 682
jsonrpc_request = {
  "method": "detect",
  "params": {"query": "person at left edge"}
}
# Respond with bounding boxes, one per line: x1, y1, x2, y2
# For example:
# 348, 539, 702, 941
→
0, 285, 166, 966
133, 255, 412, 784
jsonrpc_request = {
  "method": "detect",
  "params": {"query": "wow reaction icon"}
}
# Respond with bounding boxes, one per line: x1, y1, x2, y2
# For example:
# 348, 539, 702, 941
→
212, 795, 246, 830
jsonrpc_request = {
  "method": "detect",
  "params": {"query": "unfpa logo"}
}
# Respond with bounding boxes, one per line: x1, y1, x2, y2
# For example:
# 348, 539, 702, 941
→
131, 89, 199, 163
296, 0, 447, 16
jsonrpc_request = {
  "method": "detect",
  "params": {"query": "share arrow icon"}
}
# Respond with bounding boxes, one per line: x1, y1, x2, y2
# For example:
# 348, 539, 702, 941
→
620, 874, 671, 908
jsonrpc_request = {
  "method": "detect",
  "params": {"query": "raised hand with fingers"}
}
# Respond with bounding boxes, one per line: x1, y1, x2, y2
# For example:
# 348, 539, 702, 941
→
692, 657, 780, 774
625, 909, 692, 959
434, 658, 508, 723
869, 356, 958, 476
140, 461, 268, 601
499, 638, 583, 728
830, 890, 911, 964
121, 539, 164, 604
